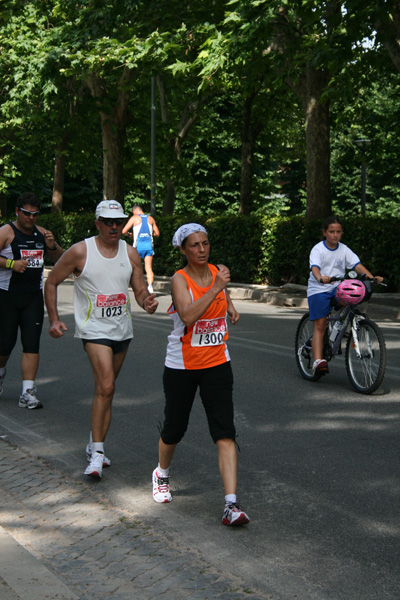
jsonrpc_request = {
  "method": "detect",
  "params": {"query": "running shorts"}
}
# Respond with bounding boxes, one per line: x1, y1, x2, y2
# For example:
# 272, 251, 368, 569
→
0, 289, 44, 355
160, 361, 236, 445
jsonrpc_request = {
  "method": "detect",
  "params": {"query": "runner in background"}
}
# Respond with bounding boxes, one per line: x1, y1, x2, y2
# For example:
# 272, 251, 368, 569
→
0, 192, 63, 409
122, 205, 160, 293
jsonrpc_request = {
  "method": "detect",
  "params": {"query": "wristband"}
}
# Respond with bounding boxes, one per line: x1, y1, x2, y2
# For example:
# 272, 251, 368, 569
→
48, 243, 58, 251
6, 259, 15, 270
142, 298, 146, 310
319, 278, 323, 284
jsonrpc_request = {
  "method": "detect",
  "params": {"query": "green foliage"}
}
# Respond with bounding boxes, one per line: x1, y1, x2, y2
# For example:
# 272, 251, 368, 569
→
37, 212, 98, 252
153, 214, 400, 291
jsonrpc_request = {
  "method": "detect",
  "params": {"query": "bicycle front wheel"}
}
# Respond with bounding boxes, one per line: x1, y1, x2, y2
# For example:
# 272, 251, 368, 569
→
345, 318, 386, 394
295, 312, 321, 381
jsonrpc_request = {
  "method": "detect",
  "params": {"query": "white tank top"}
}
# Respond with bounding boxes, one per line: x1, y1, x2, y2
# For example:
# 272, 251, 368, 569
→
73, 237, 133, 340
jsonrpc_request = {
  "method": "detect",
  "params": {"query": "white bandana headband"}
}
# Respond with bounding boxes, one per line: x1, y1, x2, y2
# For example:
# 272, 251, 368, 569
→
172, 223, 207, 247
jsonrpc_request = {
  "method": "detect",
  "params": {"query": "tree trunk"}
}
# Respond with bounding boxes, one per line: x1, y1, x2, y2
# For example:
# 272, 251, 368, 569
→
0, 194, 7, 220
52, 146, 66, 213
156, 75, 204, 215
162, 179, 176, 215
301, 66, 331, 220
86, 69, 133, 203
239, 95, 259, 215
289, 65, 331, 220
99, 110, 125, 202
376, 1, 400, 72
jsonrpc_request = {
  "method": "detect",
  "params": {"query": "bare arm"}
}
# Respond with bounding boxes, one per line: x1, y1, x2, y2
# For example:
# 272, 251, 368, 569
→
45, 242, 86, 337
149, 216, 160, 237
172, 266, 231, 327
0, 224, 30, 273
225, 287, 240, 324
122, 216, 135, 236
311, 266, 331, 284
36, 225, 64, 262
355, 263, 384, 283
127, 245, 158, 313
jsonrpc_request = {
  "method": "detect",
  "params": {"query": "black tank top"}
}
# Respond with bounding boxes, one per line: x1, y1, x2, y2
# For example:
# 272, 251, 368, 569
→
8, 222, 46, 292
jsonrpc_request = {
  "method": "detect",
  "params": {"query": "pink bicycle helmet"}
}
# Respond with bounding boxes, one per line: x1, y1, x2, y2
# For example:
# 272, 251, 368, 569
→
336, 279, 366, 305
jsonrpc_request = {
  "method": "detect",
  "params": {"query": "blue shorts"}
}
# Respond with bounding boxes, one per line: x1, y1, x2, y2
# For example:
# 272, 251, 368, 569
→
308, 288, 338, 321
136, 243, 154, 259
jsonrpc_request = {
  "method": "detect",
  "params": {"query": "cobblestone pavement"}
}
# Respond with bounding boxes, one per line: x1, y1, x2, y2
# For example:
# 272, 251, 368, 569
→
0, 439, 272, 600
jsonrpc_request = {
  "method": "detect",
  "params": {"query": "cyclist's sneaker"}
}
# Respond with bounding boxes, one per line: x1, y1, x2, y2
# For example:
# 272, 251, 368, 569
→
18, 387, 43, 410
86, 443, 111, 467
222, 502, 250, 526
84, 452, 104, 479
312, 359, 329, 376
152, 468, 172, 503
0, 369, 5, 396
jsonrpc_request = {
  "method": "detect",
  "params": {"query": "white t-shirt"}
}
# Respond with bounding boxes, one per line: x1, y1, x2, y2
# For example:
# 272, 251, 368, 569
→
73, 237, 133, 340
307, 241, 360, 297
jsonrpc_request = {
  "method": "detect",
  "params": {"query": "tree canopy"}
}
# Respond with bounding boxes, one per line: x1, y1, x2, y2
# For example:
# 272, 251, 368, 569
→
1, 0, 399, 219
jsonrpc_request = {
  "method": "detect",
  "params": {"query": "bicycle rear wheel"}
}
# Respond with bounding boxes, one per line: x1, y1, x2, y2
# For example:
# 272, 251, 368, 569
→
345, 318, 386, 394
295, 312, 322, 381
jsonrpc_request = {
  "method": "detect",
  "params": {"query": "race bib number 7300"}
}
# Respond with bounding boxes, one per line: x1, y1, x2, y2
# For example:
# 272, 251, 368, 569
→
95, 293, 127, 318
191, 317, 227, 347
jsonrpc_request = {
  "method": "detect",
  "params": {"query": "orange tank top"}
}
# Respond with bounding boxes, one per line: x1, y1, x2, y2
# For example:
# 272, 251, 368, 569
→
165, 264, 230, 370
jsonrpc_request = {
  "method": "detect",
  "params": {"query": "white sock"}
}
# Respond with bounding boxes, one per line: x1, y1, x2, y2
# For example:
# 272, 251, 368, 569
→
225, 494, 237, 505
89, 431, 93, 445
157, 464, 169, 477
92, 442, 104, 454
22, 380, 34, 395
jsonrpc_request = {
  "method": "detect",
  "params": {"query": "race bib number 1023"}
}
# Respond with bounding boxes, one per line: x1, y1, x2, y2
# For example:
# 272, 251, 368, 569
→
95, 293, 127, 318
191, 317, 227, 347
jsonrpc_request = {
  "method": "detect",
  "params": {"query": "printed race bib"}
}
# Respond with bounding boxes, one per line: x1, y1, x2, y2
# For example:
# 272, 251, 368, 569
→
191, 317, 227, 347
95, 293, 127, 319
20, 249, 44, 268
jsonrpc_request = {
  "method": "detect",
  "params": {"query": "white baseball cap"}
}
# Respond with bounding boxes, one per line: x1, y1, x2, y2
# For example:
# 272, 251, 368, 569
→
95, 200, 128, 219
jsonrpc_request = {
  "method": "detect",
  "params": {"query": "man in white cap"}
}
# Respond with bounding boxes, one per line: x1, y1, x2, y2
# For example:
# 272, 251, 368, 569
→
45, 200, 158, 479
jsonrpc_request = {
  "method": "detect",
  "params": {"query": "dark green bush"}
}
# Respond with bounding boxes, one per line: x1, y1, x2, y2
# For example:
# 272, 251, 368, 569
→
2, 212, 398, 291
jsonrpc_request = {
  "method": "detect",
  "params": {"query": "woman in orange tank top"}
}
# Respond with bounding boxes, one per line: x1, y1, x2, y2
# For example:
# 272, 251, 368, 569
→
152, 223, 250, 526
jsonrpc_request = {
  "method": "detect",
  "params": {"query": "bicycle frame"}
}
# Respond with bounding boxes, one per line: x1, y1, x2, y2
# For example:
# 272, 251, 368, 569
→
327, 306, 366, 359
295, 275, 387, 393
300, 305, 367, 364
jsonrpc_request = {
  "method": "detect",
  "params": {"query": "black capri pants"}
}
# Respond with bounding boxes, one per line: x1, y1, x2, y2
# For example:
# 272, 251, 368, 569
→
160, 361, 236, 445
0, 289, 44, 355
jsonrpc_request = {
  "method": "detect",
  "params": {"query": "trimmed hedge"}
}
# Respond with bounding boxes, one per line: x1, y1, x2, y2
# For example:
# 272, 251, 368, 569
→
2, 213, 398, 291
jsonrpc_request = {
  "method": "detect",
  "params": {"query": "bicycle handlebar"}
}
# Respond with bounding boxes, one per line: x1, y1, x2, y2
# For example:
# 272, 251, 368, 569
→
327, 275, 387, 286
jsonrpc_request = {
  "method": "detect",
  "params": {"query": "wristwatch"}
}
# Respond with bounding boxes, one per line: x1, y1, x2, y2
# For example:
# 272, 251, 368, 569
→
319, 277, 323, 284
49, 243, 58, 251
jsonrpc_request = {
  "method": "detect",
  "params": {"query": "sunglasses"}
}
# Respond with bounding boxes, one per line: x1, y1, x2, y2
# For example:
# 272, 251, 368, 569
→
19, 208, 40, 217
98, 217, 125, 227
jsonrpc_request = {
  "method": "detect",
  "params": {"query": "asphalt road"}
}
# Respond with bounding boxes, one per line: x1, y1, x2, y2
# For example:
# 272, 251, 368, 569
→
1, 282, 399, 600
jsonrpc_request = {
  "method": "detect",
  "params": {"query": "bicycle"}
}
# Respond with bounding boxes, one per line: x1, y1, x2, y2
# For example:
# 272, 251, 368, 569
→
295, 272, 387, 394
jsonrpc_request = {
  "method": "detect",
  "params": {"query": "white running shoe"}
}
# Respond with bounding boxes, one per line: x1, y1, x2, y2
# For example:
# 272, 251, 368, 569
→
84, 452, 104, 479
0, 369, 5, 396
18, 387, 43, 409
222, 502, 250, 526
152, 468, 172, 503
312, 358, 329, 376
86, 444, 111, 467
